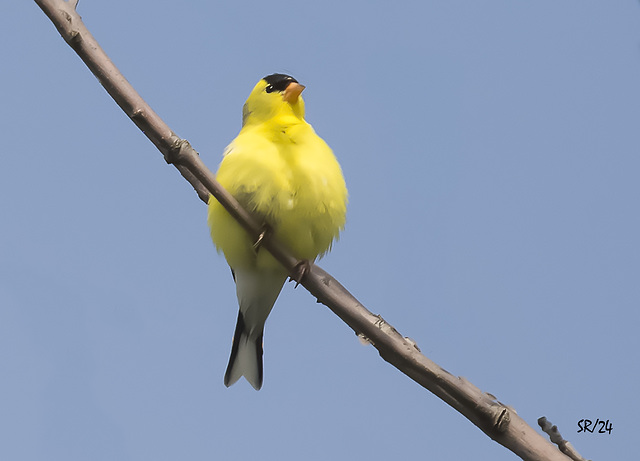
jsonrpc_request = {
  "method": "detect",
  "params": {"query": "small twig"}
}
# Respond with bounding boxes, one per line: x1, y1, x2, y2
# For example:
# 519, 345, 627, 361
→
538, 417, 589, 461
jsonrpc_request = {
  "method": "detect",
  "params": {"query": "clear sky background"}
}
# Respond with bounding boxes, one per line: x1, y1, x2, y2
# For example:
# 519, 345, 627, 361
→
1, 1, 638, 460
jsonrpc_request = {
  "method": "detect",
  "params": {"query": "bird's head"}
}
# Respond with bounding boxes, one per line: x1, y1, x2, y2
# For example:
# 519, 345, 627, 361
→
242, 73, 306, 126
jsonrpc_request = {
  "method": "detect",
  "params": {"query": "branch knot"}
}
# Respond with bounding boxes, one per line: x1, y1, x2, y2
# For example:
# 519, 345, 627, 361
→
164, 137, 196, 166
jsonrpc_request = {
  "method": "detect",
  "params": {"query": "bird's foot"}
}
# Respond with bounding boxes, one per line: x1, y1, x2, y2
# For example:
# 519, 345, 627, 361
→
290, 260, 311, 288
252, 225, 271, 253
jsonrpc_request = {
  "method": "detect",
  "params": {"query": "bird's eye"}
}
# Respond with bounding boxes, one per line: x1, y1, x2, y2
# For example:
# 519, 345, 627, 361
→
265, 84, 275, 93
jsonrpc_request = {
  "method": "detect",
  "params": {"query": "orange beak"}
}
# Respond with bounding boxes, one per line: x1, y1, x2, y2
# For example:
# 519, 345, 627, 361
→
283, 82, 305, 104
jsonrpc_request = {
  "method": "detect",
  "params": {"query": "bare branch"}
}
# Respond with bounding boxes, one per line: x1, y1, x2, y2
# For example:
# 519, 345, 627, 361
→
538, 417, 590, 461
34, 1, 580, 459
34, 0, 210, 203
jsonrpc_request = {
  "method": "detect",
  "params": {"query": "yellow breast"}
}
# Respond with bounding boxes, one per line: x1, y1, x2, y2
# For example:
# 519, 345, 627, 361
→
208, 119, 347, 271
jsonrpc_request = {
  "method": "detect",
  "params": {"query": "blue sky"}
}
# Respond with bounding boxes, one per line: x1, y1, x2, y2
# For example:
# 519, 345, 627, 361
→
1, 1, 638, 459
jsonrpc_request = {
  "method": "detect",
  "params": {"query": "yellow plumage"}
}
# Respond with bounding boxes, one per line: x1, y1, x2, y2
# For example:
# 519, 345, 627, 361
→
207, 74, 347, 390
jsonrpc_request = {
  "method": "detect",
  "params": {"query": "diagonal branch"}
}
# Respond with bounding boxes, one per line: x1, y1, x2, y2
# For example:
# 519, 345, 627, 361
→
538, 417, 590, 461
34, 1, 583, 460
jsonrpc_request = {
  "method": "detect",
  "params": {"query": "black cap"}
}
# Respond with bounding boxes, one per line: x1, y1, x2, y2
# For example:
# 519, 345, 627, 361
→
263, 74, 298, 93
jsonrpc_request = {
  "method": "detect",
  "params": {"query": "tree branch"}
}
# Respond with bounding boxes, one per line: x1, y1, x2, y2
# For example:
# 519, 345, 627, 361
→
34, 1, 580, 459
538, 417, 590, 461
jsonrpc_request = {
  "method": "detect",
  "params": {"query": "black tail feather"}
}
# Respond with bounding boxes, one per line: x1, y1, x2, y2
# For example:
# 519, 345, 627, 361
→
224, 311, 264, 390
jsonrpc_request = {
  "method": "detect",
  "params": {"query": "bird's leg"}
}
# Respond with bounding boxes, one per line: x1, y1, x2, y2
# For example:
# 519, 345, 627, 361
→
290, 260, 311, 288
252, 224, 271, 253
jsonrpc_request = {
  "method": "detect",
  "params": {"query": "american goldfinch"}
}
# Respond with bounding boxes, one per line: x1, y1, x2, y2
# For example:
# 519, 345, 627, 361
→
207, 74, 348, 390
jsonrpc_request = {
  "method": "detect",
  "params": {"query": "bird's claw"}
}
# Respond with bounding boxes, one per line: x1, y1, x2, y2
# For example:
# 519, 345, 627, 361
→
252, 225, 270, 253
290, 260, 311, 288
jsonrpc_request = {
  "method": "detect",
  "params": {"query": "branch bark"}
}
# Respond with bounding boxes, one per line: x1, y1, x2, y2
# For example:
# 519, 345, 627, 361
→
538, 417, 590, 461
34, 1, 586, 460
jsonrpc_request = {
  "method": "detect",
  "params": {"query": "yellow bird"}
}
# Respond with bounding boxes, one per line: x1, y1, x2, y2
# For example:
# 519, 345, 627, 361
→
207, 74, 348, 390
